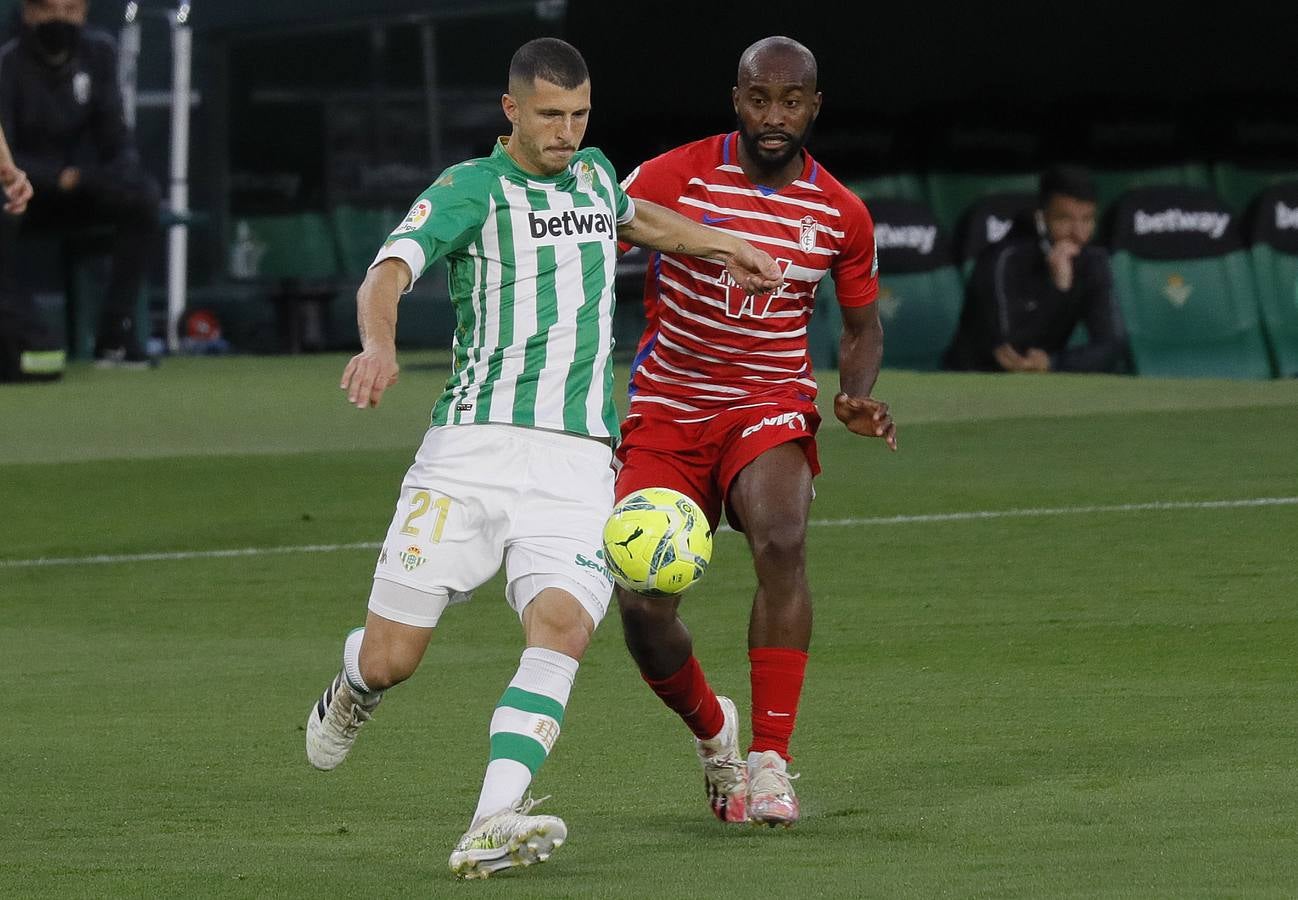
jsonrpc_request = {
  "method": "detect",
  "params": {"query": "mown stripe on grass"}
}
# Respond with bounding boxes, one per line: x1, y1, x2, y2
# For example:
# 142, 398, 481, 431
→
2, 497, 1294, 569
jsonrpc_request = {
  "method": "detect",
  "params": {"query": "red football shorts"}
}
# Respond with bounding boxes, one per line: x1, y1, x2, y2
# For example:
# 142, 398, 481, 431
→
614, 398, 821, 532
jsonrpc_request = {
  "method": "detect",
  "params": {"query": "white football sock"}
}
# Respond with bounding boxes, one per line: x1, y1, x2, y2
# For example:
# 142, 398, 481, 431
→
470, 647, 578, 827
341, 627, 381, 700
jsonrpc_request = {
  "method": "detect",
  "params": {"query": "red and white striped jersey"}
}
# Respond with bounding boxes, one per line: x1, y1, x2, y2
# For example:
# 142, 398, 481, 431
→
620, 132, 878, 423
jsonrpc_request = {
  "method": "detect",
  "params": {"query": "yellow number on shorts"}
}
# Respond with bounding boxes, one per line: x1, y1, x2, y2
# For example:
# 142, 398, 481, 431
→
399, 491, 431, 536
430, 496, 451, 543
399, 491, 452, 543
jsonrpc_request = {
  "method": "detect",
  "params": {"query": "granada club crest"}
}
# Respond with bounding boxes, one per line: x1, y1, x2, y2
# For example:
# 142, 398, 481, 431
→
799, 215, 818, 252
399, 545, 428, 572
1162, 273, 1192, 308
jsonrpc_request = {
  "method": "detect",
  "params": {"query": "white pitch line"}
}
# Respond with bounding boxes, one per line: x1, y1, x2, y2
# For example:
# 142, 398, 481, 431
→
2, 497, 1294, 570
801, 496, 1298, 528
0, 541, 381, 570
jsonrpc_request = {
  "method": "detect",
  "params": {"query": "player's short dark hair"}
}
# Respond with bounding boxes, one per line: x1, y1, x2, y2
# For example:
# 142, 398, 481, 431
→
1039, 165, 1097, 207
508, 38, 589, 91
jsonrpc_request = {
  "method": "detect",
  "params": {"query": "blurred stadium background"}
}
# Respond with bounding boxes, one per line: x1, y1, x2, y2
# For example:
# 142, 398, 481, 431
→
4, 0, 1297, 375
4, 3, 1298, 896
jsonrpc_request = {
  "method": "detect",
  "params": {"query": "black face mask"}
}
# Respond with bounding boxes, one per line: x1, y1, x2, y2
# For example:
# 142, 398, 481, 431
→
29, 21, 82, 59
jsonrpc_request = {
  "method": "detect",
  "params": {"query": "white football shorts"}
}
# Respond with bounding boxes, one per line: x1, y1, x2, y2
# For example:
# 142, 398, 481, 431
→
368, 423, 615, 628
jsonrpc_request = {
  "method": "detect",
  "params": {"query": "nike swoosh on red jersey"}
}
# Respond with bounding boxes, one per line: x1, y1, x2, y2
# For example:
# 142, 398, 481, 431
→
701, 214, 736, 224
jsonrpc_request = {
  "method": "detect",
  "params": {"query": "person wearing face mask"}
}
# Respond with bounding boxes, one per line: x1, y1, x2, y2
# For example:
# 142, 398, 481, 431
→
943, 165, 1128, 373
0, 0, 160, 369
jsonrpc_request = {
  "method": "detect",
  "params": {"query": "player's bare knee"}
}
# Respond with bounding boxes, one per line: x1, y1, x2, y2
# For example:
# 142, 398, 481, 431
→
749, 521, 807, 574
522, 588, 595, 659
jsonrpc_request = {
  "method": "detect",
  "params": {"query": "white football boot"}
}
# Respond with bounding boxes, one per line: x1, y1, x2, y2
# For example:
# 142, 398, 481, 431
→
448, 796, 567, 879
747, 749, 800, 827
696, 696, 748, 822
305, 671, 381, 771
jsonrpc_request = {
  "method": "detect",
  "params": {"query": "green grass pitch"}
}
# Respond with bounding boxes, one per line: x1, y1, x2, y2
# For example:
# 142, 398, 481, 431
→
2, 355, 1297, 897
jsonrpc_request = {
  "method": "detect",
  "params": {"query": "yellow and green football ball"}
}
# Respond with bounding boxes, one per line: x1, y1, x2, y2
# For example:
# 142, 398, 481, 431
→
602, 487, 713, 597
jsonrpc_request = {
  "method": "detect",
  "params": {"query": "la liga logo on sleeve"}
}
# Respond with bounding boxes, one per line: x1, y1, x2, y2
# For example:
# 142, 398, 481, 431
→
395, 199, 432, 235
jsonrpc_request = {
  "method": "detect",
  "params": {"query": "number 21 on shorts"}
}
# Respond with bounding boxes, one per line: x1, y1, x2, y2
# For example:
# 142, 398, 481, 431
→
399, 490, 453, 543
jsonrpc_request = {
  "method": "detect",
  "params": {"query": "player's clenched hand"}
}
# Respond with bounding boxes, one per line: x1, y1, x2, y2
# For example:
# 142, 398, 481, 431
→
724, 243, 783, 295
341, 345, 399, 409
834, 391, 897, 450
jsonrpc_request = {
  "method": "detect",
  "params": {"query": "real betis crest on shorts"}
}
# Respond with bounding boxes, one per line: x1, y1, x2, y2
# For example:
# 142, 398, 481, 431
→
398, 545, 428, 572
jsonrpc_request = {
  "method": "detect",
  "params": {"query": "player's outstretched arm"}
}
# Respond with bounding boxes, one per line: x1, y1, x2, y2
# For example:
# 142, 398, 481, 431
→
836, 302, 896, 450
341, 258, 409, 410
618, 199, 782, 295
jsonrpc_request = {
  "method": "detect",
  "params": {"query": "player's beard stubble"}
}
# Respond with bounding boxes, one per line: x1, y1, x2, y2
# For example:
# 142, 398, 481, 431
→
736, 116, 814, 175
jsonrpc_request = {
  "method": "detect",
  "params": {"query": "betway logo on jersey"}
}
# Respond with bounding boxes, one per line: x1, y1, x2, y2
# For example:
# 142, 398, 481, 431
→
741, 412, 806, 438
1134, 208, 1231, 239
1276, 201, 1298, 230
527, 209, 615, 245
876, 223, 938, 255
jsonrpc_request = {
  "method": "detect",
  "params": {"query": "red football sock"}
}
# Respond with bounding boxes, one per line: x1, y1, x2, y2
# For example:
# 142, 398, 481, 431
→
749, 647, 808, 762
643, 655, 725, 741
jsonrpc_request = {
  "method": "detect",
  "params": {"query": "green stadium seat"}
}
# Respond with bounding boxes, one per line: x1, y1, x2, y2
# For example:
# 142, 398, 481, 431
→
844, 173, 926, 204
1213, 162, 1298, 214
809, 199, 962, 372
868, 198, 962, 370
807, 278, 843, 373
1109, 187, 1272, 379
330, 204, 402, 276
1247, 182, 1298, 377
230, 213, 340, 352
1092, 163, 1211, 213
326, 205, 393, 347
924, 171, 1038, 232
953, 191, 1036, 278
239, 212, 340, 280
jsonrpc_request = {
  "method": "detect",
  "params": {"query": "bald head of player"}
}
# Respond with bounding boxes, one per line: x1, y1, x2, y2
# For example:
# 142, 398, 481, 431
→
501, 37, 592, 177
732, 36, 822, 186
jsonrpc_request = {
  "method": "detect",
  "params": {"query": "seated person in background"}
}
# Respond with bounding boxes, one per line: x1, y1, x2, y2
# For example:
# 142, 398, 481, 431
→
0, 0, 160, 367
943, 165, 1126, 373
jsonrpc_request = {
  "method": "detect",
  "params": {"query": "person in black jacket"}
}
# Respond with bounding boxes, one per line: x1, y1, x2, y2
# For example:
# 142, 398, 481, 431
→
0, 0, 160, 367
943, 165, 1126, 373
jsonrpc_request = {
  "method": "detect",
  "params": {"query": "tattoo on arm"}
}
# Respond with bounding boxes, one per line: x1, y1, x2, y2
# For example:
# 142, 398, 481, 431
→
675, 243, 686, 252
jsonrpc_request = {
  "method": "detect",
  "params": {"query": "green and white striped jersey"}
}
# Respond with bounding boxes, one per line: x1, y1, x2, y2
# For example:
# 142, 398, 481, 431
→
374, 139, 635, 438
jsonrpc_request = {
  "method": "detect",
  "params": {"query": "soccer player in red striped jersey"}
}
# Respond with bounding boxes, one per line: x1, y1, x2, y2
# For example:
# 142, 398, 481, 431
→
613, 36, 898, 827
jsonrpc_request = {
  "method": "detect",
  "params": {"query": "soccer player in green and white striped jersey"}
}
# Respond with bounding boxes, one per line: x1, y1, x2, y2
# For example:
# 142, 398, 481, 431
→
303, 38, 781, 881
